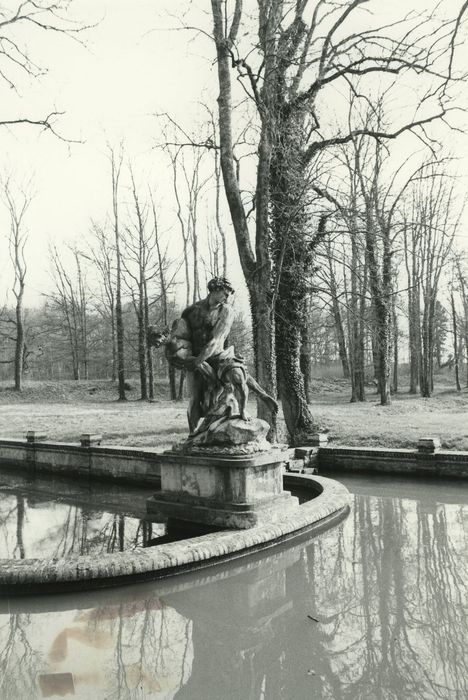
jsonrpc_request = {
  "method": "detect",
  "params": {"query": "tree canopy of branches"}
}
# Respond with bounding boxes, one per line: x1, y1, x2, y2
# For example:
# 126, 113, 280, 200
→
209, 0, 467, 443
0, 0, 88, 138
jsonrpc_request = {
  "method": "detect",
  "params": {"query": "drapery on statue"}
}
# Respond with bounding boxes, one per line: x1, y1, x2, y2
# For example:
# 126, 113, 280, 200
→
148, 277, 277, 449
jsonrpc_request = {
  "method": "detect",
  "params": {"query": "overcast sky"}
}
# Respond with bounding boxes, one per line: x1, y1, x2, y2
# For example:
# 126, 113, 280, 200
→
1, 0, 467, 309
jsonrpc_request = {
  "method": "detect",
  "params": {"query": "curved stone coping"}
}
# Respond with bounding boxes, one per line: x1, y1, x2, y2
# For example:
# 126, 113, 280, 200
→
0, 474, 350, 594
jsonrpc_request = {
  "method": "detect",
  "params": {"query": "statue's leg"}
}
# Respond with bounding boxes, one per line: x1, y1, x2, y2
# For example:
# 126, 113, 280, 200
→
246, 374, 279, 414
186, 371, 204, 434
230, 367, 249, 420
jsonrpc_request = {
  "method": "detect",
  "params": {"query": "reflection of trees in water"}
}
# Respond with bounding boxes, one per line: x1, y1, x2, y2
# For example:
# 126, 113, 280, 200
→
15, 495, 26, 559
40, 508, 135, 557
92, 597, 193, 697
309, 495, 468, 699
0, 613, 41, 699
416, 503, 466, 697
0, 487, 155, 558
0, 494, 27, 559
0, 596, 193, 698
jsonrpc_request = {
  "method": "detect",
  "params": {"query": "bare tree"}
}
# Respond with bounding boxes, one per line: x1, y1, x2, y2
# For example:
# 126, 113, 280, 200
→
169, 148, 191, 308
149, 192, 177, 399
316, 159, 369, 401
165, 145, 210, 306
403, 210, 422, 394
48, 244, 89, 380
85, 221, 117, 380
1, 178, 33, 390
322, 236, 350, 380
110, 145, 127, 400
408, 171, 462, 397
122, 166, 157, 400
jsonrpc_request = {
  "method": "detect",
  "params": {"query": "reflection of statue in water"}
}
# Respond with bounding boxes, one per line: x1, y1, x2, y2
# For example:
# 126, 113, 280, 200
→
149, 277, 277, 448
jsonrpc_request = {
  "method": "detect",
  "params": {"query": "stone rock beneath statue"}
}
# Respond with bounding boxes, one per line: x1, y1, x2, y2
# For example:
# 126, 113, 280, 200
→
189, 417, 270, 448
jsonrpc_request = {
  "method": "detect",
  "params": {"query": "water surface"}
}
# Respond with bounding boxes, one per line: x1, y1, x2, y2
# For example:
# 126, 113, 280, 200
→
1, 473, 467, 699
0, 470, 164, 558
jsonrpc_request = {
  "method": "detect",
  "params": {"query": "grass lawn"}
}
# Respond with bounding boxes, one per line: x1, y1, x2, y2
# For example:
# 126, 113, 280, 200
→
0, 377, 467, 451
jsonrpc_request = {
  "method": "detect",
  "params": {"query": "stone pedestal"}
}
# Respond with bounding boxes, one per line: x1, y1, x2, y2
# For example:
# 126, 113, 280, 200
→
147, 449, 299, 529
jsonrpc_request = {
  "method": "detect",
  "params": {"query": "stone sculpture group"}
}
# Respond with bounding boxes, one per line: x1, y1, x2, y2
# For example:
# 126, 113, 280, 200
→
148, 277, 277, 451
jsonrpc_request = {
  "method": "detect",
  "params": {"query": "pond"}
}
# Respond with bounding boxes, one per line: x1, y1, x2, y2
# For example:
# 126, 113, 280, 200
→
1, 472, 467, 699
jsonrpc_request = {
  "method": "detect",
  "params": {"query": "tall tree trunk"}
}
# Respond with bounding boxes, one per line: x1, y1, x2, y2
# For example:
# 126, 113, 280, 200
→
276, 316, 315, 445
115, 244, 126, 400
111, 148, 127, 401
144, 280, 154, 400
138, 284, 148, 401
14, 285, 24, 391
405, 239, 421, 395
75, 253, 88, 380
455, 261, 468, 388
374, 304, 391, 405
327, 255, 350, 379
336, 315, 350, 379
5, 182, 30, 392
365, 222, 391, 405
451, 288, 461, 392
270, 110, 320, 444
300, 303, 313, 404
214, 141, 228, 276
405, 225, 421, 394
211, 2, 277, 437
111, 310, 117, 381
358, 145, 392, 407
392, 292, 399, 394
420, 298, 435, 397
349, 230, 366, 402
151, 194, 177, 400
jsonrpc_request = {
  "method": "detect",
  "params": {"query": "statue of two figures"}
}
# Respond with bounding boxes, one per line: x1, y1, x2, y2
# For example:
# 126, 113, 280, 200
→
148, 278, 278, 452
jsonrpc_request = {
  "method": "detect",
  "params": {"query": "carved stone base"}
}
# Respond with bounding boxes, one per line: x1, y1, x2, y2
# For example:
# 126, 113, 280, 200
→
147, 449, 299, 529
148, 491, 299, 529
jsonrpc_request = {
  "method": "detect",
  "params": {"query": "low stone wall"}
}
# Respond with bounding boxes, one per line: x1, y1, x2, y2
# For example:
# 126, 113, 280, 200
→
318, 445, 468, 478
0, 438, 161, 486
2, 436, 468, 484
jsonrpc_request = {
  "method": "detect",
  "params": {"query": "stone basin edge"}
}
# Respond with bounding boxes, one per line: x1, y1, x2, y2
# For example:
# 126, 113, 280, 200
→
0, 474, 350, 593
